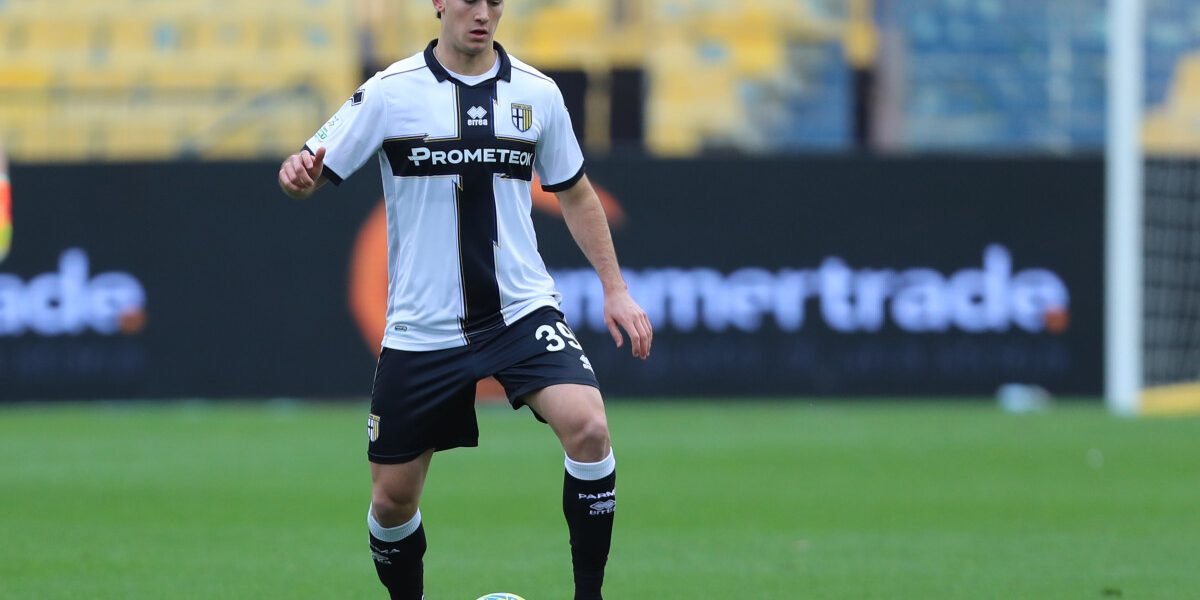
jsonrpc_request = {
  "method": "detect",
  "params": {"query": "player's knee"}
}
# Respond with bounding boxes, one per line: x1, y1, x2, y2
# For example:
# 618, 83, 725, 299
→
565, 414, 611, 462
371, 488, 420, 527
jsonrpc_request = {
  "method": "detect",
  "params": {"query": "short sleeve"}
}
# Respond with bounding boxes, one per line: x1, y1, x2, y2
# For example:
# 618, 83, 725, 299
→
535, 88, 586, 192
303, 77, 387, 186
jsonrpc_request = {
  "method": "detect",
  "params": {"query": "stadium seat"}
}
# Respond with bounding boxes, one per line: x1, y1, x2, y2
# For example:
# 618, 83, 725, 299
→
0, 65, 52, 89
520, 5, 605, 69
1143, 53, 1200, 154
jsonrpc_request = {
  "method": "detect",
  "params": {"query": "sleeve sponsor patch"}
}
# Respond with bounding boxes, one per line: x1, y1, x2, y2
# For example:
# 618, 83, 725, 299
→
315, 114, 343, 141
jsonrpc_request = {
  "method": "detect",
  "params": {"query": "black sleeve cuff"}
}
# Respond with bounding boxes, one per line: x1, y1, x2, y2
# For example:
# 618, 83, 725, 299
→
302, 145, 344, 186
541, 164, 586, 193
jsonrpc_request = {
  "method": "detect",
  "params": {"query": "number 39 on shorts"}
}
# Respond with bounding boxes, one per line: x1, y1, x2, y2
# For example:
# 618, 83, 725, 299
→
535, 321, 583, 352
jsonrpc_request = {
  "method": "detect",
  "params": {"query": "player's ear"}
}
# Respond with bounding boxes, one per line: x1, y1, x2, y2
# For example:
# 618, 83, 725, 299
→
432, 0, 444, 19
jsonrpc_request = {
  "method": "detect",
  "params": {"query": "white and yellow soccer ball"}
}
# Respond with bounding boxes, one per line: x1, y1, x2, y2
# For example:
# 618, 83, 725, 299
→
475, 595, 526, 600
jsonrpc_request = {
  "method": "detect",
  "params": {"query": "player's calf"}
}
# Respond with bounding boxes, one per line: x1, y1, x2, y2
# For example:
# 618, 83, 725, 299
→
368, 455, 432, 599
368, 507, 426, 600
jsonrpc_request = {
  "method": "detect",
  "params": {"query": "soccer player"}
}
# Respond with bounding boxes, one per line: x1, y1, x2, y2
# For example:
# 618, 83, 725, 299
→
277, 1, 652, 598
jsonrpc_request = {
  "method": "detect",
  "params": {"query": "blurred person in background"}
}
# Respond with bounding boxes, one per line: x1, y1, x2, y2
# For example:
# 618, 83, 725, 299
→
277, 1, 652, 598
0, 140, 11, 264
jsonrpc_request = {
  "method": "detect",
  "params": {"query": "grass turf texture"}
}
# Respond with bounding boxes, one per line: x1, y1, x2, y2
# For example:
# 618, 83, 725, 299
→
1, 401, 1198, 599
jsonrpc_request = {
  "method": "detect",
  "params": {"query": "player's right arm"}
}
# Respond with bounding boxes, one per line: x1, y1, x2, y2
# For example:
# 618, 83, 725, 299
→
278, 147, 328, 199
282, 75, 387, 199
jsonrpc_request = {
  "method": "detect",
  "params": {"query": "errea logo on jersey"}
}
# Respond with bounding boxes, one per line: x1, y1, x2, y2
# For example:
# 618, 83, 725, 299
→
467, 106, 489, 126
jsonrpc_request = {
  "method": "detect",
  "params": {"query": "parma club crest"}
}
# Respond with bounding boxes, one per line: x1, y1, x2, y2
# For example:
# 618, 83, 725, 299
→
367, 414, 381, 442
511, 103, 533, 132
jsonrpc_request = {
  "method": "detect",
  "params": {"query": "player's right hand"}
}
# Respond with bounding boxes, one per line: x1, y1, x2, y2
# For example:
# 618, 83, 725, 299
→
278, 147, 326, 199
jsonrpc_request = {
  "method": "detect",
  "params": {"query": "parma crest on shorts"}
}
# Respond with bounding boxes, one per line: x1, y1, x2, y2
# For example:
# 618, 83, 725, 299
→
367, 414, 381, 442
511, 103, 533, 132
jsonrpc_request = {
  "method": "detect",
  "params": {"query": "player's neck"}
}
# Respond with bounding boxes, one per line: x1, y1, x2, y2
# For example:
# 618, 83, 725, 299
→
433, 39, 497, 77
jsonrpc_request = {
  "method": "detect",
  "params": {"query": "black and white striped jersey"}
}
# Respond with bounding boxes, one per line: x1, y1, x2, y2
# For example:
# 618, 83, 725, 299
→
305, 41, 585, 351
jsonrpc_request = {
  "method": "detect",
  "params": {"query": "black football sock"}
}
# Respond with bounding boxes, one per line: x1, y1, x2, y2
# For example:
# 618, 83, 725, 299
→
563, 450, 617, 600
368, 508, 426, 600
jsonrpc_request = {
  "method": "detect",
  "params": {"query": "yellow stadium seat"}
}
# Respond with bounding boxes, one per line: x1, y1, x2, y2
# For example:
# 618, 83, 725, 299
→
1143, 53, 1200, 155
1167, 54, 1200, 105
520, 5, 605, 69
192, 19, 253, 54
140, 67, 232, 92
22, 19, 95, 52
0, 66, 53, 89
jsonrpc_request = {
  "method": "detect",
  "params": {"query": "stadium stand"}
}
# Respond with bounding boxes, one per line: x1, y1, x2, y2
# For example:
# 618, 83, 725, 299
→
0, 0, 357, 161
879, 0, 1108, 149
638, 1, 851, 154
0, 0, 865, 159
7, 0, 1192, 160
883, 0, 1199, 150
357, 0, 855, 155
1141, 0, 1200, 154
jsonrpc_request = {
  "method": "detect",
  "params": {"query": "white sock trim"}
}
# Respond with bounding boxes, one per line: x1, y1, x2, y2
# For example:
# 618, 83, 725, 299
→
565, 449, 615, 481
368, 507, 421, 543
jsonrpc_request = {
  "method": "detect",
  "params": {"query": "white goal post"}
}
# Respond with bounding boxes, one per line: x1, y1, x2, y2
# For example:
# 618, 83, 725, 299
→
1107, 0, 1200, 415
1106, 0, 1144, 415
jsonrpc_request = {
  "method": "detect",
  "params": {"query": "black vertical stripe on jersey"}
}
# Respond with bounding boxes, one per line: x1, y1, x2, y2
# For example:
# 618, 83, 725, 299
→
455, 83, 504, 341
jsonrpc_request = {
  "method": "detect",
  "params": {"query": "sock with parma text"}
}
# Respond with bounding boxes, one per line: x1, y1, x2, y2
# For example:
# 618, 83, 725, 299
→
368, 508, 426, 600
562, 450, 617, 600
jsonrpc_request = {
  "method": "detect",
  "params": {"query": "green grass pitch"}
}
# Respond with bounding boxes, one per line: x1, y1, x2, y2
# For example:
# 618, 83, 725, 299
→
1, 400, 1198, 599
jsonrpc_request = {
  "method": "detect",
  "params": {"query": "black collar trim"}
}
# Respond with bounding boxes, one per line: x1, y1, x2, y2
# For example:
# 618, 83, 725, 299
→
423, 39, 512, 86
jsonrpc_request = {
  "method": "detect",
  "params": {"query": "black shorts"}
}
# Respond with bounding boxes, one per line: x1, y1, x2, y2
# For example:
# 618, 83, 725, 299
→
367, 307, 600, 464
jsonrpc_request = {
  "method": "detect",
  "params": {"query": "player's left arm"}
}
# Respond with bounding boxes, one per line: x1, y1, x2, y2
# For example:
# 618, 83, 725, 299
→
556, 176, 652, 359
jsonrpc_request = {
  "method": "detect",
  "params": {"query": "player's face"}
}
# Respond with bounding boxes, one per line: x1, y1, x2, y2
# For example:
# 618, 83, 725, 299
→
439, 0, 504, 55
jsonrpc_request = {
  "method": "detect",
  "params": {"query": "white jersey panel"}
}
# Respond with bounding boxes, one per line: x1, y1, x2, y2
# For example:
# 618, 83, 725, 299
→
492, 176, 562, 325
380, 173, 468, 350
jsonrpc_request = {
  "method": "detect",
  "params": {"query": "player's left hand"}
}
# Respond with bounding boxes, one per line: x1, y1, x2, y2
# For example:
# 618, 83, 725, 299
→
604, 288, 652, 360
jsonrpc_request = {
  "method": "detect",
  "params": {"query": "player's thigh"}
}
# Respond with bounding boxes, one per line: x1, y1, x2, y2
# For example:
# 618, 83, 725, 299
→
489, 308, 608, 456
490, 308, 600, 411
525, 384, 611, 460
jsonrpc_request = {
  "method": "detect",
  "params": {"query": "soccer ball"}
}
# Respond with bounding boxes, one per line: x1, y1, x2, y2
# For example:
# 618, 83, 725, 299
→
475, 595, 526, 600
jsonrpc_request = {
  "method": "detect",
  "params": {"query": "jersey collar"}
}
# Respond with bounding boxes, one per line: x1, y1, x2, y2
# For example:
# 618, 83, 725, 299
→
424, 40, 513, 86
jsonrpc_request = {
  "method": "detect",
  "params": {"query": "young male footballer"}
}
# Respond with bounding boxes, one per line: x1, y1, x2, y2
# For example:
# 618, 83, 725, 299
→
277, 1, 652, 598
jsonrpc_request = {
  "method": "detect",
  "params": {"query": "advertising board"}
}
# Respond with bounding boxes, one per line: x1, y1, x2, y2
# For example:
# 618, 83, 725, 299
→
0, 157, 1102, 400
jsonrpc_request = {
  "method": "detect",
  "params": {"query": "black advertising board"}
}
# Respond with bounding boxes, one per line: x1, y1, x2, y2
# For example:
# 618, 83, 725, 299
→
0, 161, 380, 400
0, 156, 1102, 400
555, 156, 1103, 396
